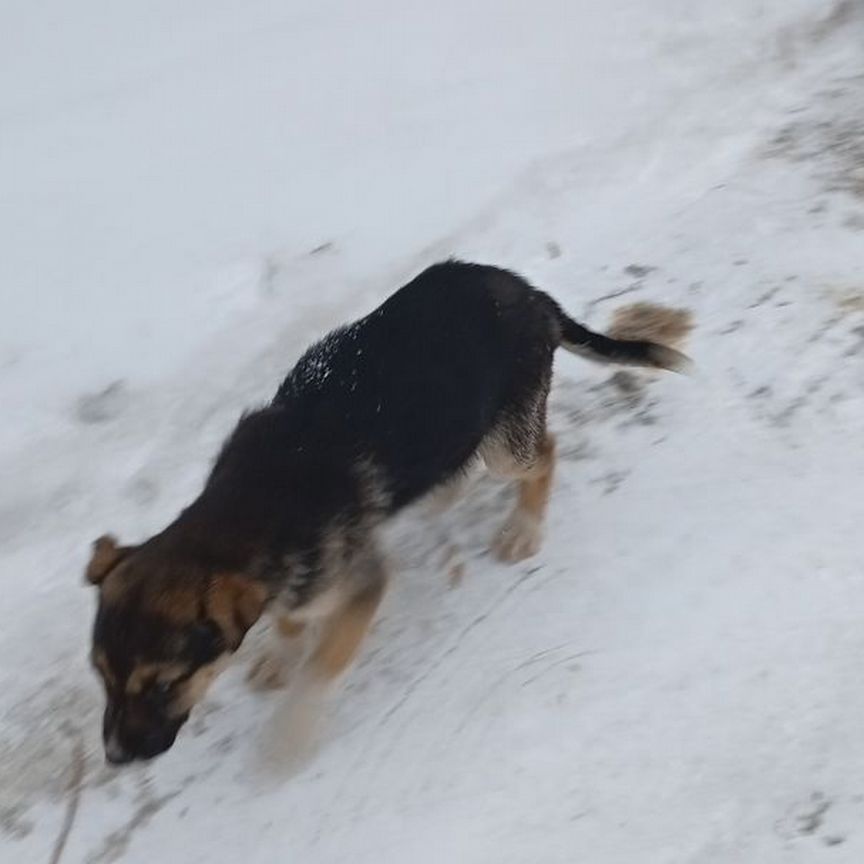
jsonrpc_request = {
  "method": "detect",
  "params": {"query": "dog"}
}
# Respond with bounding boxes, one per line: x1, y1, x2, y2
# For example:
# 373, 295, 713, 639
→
87, 260, 688, 764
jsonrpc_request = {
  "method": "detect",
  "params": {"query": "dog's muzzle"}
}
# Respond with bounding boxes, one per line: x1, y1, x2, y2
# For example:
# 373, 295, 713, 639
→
103, 705, 188, 764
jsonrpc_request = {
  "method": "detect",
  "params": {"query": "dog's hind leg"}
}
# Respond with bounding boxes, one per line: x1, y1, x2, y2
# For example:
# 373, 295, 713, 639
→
488, 430, 557, 563
480, 369, 557, 563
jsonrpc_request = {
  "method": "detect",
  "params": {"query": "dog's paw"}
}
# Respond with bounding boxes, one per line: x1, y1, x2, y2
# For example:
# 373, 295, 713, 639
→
492, 511, 543, 563
247, 653, 291, 691
254, 673, 331, 779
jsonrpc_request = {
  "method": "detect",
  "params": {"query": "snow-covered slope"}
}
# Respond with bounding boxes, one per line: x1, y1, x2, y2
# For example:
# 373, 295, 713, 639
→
2, 2, 864, 862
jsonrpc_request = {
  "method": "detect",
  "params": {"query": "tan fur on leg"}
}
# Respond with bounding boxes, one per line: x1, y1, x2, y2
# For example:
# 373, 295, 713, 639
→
277, 616, 306, 639
247, 614, 307, 690
493, 433, 556, 563
307, 580, 386, 681
257, 580, 387, 772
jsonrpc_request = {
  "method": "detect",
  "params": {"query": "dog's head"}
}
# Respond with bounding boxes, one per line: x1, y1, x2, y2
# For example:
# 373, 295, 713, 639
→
86, 535, 267, 764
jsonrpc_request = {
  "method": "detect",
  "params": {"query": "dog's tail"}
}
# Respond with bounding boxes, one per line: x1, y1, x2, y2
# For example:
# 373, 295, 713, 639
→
554, 306, 691, 373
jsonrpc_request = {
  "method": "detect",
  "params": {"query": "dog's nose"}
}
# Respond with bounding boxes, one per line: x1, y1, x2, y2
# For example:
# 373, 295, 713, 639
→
104, 735, 133, 765
106, 749, 134, 765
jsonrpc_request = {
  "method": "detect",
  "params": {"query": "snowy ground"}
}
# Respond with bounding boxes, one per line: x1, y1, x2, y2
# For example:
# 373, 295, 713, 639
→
3, 1, 864, 862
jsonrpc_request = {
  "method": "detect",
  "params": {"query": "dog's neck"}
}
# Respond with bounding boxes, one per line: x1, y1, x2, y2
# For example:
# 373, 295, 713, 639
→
154, 405, 367, 586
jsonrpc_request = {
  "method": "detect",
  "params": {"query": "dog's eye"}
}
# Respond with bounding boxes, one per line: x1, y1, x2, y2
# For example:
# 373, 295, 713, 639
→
149, 680, 174, 701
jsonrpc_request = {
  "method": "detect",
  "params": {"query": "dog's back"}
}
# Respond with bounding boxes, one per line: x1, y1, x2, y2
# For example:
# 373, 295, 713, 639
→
272, 261, 562, 508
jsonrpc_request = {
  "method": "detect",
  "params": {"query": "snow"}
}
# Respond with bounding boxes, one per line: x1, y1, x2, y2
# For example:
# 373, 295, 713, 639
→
2, 1, 864, 862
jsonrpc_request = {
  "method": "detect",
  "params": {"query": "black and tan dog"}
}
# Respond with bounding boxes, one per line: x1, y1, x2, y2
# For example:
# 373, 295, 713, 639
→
87, 260, 687, 764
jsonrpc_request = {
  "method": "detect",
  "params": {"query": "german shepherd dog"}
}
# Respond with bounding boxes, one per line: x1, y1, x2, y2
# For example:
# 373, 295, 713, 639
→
87, 261, 687, 764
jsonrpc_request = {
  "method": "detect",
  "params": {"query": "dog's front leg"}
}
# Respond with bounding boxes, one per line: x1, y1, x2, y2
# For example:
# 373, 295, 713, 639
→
258, 551, 388, 770
247, 614, 307, 690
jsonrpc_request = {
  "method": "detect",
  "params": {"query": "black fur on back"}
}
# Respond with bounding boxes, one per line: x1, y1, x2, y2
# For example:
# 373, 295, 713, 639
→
270, 261, 562, 508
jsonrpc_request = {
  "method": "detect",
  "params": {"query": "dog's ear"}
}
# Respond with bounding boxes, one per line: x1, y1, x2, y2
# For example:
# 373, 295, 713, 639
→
85, 534, 133, 585
207, 575, 268, 650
